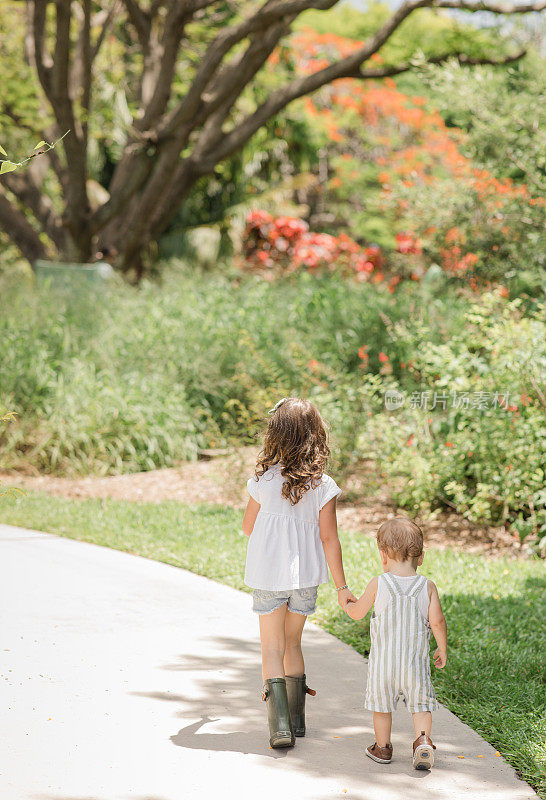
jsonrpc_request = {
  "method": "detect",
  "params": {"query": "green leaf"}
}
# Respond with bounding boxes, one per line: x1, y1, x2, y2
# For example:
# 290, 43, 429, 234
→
0, 161, 19, 174
0, 144, 7, 157
34, 140, 47, 150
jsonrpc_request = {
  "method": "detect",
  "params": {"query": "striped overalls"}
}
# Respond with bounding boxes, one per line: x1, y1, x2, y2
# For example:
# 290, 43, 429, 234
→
365, 573, 439, 713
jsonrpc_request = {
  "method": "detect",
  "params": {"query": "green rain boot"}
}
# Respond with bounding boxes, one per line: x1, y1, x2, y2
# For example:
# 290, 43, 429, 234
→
285, 674, 316, 737
262, 678, 295, 748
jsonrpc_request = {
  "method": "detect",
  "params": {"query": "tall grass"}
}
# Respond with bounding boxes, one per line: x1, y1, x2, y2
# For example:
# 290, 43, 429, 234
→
1, 266, 544, 544
0, 268, 458, 474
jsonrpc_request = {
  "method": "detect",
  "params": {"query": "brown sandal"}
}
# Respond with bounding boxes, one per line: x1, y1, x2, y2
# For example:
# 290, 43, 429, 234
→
366, 741, 393, 763
412, 731, 436, 770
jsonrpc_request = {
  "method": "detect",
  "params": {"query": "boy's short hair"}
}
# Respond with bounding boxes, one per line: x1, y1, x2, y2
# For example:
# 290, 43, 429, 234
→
376, 517, 423, 561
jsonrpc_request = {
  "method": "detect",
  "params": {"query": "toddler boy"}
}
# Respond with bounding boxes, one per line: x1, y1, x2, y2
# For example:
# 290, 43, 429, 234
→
344, 517, 447, 770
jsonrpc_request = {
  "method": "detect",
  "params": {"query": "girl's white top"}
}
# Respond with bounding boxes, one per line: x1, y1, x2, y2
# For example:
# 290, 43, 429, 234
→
244, 464, 341, 590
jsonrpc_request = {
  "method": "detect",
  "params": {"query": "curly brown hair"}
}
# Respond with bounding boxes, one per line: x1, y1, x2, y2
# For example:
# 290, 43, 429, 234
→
254, 397, 330, 505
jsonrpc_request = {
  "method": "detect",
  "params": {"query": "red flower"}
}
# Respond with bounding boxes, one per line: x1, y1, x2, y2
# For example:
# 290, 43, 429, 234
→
388, 275, 401, 293
247, 210, 273, 226
395, 231, 422, 255
379, 352, 389, 363
355, 257, 374, 273
445, 441, 454, 447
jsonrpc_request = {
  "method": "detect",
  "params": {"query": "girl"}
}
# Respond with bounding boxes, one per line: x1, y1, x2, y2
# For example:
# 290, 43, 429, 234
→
242, 397, 355, 748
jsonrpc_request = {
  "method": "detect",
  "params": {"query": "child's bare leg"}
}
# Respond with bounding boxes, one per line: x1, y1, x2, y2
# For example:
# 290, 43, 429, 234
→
373, 712, 392, 746
284, 609, 306, 676
412, 711, 432, 738
259, 604, 287, 681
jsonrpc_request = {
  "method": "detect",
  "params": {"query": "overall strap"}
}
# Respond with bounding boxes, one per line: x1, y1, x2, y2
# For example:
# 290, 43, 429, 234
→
408, 574, 428, 598
381, 572, 402, 599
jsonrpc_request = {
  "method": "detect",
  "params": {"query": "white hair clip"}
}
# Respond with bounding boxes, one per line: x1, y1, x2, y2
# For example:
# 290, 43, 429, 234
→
268, 397, 288, 415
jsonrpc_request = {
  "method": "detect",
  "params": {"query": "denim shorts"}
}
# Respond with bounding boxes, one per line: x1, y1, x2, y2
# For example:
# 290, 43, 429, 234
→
252, 586, 318, 616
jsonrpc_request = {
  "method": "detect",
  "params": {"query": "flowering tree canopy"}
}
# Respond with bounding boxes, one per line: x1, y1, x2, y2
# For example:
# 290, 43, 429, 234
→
1, 0, 545, 277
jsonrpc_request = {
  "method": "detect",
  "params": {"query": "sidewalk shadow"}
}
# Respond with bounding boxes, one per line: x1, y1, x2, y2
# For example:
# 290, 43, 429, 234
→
132, 581, 542, 797
170, 714, 291, 759
131, 632, 495, 799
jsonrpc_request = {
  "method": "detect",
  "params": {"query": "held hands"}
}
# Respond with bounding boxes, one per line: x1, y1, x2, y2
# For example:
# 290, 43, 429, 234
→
433, 648, 447, 669
337, 587, 357, 610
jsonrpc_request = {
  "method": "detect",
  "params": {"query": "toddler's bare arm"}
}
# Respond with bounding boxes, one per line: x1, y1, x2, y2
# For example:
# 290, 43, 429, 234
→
344, 576, 378, 620
428, 581, 447, 668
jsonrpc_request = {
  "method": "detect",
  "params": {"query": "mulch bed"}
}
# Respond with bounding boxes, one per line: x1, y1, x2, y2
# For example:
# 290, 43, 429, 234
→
0, 446, 521, 557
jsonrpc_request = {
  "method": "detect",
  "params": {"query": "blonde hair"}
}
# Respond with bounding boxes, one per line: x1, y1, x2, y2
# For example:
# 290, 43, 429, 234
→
255, 397, 330, 505
376, 517, 423, 561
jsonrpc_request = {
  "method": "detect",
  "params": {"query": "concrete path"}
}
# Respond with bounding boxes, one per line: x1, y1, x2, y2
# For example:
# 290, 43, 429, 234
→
0, 523, 537, 800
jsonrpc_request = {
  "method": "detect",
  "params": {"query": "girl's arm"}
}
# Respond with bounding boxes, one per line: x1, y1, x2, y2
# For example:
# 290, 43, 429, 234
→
344, 577, 378, 620
242, 497, 260, 537
428, 581, 448, 668
319, 497, 356, 607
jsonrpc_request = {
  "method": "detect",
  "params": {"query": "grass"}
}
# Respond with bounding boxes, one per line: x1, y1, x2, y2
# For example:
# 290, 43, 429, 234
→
2, 489, 545, 795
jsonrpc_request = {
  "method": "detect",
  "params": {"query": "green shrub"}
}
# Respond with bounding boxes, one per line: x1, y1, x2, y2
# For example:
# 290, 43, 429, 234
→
1, 271, 544, 549
340, 292, 546, 550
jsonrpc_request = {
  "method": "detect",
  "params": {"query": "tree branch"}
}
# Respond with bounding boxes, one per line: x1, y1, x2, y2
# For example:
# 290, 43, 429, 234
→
149, 44, 529, 238
355, 46, 527, 78
70, 0, 93, 145
137, 0, 197, 129
195, 0, 431, 166
198, 0, 538, 171
155, 0, 342, 142
91, 2, 122, 63
81, 0, 92, 144
190, 19, 293, 159
435, 0, 546, 12
2, 169, 66, 250
31, 0, 53, 97
0, 104, 67, 191
0, 186, 49, 264
122, 0, 151, 49
95, 0, 329, 236
116, 17, 293, 256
